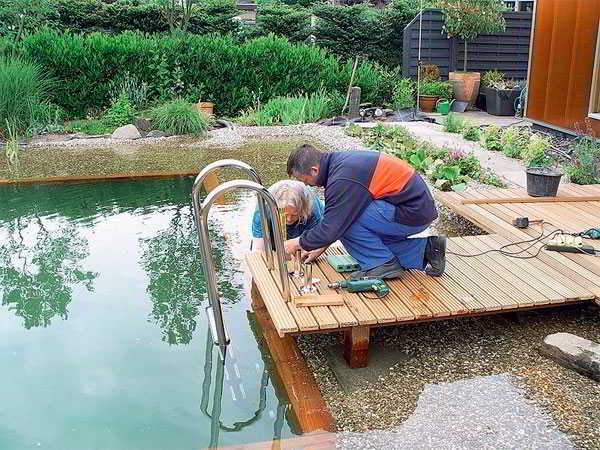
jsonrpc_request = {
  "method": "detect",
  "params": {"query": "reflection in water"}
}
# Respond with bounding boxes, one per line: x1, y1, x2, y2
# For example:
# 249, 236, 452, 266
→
139, 204, 242, 345
0, 216, 97, 329
201, 327, 289, 449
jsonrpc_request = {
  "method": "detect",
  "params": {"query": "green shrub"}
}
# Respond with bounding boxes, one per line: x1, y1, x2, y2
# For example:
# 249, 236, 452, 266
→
419, 80, 453, 99
500, 126, 528, 159
18, 30, 390, 117
462, 126, 481, 141
392, 79, 415, 110
481, 125, 503, 151
344, 123, 363, 137
565, 137, 600, 185
108, 71, 149, 110
102, 91, 134, 128
522, 134, 551, 168
312, 3, 412, 67
20, 0, 240, 35
238, 91, 333, 125
255, 3, 312, 43
481, 70, 505, 88
0, 56, 55, 136
65, 119, 115, 135
150, 99, 214, 136
443, 112, 467, 133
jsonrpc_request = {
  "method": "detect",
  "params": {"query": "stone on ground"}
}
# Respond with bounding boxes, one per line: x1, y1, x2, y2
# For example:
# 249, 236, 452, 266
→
146, 130, 171, 138
134, 117, 152, 132
111, 124, 142, 140
540, 332, 600, 381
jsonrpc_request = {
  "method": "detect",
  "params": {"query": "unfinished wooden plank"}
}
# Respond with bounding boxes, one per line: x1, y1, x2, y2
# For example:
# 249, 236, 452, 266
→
321, 247, 414, 322
246, 253, 298, 336
326, 247, 396, 324
468, 189, 600, 279
311, 261, 358, 328
444, 263, 503, 311
385, 278, 434, 319
454, 236, 549, 305
287, 272, 320, 331
420, 268, 486, 312
316, 251, 377, 326
293, 293, 345, 307
455, 190, 600, 289
446, 239, 525, 308
405, 270, 467, 315
484, 234, 595, 300
460, 195, 600, 204
472, 234, 568, 302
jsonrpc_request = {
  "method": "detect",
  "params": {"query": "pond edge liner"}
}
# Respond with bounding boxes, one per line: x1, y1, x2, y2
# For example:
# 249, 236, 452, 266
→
0, 169, 201, 185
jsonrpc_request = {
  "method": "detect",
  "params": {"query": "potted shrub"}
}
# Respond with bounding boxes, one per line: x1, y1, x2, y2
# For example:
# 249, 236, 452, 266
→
440, 0, 506, 108
478, 70, 505, 111
486, 79, 524, 116
418, 81, 454, 112
523, 134, 563, 197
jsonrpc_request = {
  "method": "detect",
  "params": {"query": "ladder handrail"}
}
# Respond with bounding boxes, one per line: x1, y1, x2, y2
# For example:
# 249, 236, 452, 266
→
192, 160, 274, 270
193, 179, 291, 348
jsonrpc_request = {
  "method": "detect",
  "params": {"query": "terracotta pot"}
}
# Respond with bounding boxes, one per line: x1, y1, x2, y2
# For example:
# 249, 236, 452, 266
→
448, 72, 480, 106
196, 102, 214, 115
418, 95, 439, 113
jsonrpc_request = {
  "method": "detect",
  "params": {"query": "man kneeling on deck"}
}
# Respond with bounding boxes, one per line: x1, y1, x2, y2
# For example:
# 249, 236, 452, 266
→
283, 144, 447, 279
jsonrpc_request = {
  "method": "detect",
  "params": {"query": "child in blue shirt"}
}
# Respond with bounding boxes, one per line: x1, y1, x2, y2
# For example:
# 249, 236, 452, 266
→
251, 179, 324, 251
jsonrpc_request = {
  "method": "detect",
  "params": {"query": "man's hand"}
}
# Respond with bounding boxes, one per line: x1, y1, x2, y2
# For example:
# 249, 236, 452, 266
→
284, 237, 301, 254
301, 247, 327, 264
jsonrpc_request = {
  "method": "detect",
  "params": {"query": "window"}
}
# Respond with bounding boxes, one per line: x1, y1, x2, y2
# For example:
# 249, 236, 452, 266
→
590, 24, 600, 119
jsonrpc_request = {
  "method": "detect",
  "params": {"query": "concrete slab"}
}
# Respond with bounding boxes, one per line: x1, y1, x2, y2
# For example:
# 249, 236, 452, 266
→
326, 343, 409, 394
540, 332, 600, 381
337, 374, 575, 449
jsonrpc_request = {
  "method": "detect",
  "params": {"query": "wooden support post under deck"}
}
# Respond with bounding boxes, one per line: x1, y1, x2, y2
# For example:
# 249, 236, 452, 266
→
344, 326, 370, 369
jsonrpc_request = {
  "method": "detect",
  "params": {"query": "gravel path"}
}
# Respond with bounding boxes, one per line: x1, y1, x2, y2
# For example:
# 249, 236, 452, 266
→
337, 374, 574, 450
28, 124, 369, 153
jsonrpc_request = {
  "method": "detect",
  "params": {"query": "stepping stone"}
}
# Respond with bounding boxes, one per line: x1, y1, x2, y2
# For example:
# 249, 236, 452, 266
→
540, 332, 600, 381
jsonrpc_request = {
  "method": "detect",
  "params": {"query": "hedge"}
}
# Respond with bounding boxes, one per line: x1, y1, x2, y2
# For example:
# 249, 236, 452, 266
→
0, 0, 240, 36
12, 30, 394, 117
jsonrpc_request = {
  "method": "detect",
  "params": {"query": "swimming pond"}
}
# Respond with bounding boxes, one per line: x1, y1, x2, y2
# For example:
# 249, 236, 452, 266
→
0, 177, 297, 449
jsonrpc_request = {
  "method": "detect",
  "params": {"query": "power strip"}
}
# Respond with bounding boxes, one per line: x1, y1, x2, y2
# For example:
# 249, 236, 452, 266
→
545, 244, 596, 255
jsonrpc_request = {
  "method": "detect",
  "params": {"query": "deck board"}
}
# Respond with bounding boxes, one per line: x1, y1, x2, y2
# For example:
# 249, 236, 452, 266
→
247, 186, 600, 336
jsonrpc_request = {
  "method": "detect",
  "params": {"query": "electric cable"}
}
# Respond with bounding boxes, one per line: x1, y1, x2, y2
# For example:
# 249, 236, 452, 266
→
447, 220, 598, 258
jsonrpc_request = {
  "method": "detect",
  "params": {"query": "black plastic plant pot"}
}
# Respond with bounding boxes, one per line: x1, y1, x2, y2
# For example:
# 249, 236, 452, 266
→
486, 88, 520, 116
476, 87, 490, 111
526, 167, 563, 197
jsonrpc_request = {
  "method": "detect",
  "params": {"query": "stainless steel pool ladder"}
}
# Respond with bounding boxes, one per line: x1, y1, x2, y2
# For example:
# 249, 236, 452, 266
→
192, 160, 291, 349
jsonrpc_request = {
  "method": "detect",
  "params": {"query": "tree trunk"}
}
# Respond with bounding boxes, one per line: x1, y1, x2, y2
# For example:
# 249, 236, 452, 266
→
463, 40, 468, 72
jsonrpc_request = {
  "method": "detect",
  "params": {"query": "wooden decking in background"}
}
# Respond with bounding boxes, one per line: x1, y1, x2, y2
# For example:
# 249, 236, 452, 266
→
437, 184, 600, 304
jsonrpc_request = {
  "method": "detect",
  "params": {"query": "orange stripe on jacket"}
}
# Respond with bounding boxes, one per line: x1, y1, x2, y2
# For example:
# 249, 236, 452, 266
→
368, 153, 415, 198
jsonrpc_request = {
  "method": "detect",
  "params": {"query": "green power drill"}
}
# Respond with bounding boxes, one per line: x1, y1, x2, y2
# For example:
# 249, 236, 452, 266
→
327, 278, 390, 298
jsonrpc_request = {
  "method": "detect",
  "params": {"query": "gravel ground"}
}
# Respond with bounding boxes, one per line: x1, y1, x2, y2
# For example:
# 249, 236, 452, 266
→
297, 304, 600, 449
27, 123, 369, 152
337, 374, 574, 449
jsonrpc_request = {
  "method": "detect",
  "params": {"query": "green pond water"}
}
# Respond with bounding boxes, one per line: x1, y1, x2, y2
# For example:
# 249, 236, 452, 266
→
0, 177, 296, 449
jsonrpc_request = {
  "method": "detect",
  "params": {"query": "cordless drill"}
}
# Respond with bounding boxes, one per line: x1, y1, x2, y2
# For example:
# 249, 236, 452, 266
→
327, 278, 390, 297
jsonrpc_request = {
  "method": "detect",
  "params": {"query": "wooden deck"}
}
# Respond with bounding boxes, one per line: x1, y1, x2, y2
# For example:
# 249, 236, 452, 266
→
437, 184, 600, 301
246, 185, 600, 367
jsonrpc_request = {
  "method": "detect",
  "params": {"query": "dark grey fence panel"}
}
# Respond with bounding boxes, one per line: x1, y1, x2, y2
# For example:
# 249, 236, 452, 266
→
403, 9, 532, 81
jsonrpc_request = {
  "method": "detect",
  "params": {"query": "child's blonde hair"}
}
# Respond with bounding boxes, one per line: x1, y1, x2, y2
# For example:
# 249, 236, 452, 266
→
266, 179, 314, 224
